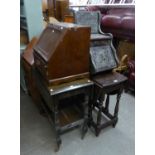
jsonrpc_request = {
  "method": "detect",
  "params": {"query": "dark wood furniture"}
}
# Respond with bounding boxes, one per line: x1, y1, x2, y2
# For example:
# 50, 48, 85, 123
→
89, 40, 128, 136
47, 0, 56, 17
22, 37, 43, 113
88, 42, 128, 136
90, 72, 127, 136
33, 22, 92, 151
74, 11, 128, 136
35, 71, 93, 151
56, 0, 69, 21
33, 22, 91, 86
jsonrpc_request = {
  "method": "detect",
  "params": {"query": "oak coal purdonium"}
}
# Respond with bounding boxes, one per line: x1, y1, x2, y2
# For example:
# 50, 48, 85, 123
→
89, 40, 128, 136
73, 10, 128, 136
33, 22, 93, 151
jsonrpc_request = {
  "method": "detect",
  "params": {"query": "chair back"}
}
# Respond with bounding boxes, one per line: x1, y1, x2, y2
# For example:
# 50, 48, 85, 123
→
74, 11, 101, 34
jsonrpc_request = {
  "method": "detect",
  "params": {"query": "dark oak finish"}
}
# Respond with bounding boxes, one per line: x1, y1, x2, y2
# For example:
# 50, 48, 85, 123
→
56, 0, 69, 21
22, 37, 43, 113
90, 72, 127, 136
47, 0, 55, 17
73, 11, 127, 136
35, 70, 93, 151
33, 22, 91, 86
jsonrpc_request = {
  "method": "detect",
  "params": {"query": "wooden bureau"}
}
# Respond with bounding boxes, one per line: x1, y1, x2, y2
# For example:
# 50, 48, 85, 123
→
33, 22, 91, 86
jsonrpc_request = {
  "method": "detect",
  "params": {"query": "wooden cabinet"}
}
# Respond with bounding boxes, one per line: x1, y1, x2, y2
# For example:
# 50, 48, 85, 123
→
56, 0, 69, 21
22, 38, 43, 112
34, 22, 91, 86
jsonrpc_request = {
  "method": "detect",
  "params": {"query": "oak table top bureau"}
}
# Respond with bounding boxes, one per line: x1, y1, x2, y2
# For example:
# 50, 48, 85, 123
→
33, 22, 92, 151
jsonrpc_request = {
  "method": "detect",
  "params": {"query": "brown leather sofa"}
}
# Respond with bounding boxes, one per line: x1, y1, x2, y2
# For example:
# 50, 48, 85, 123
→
86, 7, 135, 42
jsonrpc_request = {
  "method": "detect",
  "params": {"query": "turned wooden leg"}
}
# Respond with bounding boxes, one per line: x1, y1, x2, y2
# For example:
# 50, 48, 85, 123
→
81, 93, 89, 139
53, 97, 62, 152
113, 89, 123, 127
104, 94, 110, 113
88, 99, 93, 128
88, 86, 94, 128
96, 93, 105, 137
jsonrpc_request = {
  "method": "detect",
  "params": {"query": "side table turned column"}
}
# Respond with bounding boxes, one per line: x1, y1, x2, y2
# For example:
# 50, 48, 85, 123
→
90, 72, 127, 136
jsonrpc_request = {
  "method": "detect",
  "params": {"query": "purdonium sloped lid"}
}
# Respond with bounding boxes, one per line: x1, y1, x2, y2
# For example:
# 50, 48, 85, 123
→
33, 24, 67, 62
90, 45, 118, 74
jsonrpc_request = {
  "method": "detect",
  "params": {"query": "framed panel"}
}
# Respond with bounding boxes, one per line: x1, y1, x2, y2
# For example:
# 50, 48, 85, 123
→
90, 45, 117, 74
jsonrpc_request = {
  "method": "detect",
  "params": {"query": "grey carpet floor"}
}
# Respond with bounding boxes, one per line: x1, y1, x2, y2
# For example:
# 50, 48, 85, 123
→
20, 90, 135, 155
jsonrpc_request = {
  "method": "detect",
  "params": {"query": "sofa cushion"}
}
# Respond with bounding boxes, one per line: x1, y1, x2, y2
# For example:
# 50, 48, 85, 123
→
85, 7, 135, 41
101, 15, 122, 29
107, 8, 135, 16
101, 8, 135, 41
121, 16, 135, 30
